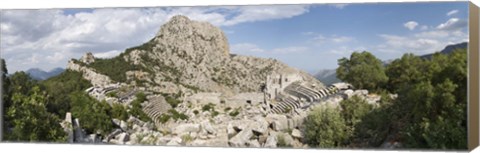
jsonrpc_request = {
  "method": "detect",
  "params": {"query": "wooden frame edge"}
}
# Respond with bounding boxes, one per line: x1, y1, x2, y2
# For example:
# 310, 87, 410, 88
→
468, 1, 479, 151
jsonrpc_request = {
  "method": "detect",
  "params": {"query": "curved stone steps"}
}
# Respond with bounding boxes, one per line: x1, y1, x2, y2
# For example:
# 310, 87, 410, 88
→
284, 88, 310, 101
284, 83, 321, 102
269, 95, 302, 114
268, 84, 347, 114
140, 96, 171, 124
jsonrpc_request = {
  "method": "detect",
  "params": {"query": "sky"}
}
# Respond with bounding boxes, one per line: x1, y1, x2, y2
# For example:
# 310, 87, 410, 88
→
0, 2, 469, 74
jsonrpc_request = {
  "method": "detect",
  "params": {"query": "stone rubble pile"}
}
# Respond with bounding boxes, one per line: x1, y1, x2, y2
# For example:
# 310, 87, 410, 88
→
62, 87, 381, 148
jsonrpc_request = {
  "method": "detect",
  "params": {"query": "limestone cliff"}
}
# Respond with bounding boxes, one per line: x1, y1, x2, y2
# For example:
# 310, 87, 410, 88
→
67, 15, 324, 96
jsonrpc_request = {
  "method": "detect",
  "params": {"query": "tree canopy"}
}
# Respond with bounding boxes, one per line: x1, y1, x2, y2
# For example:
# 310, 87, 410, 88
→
337, 51, 388, 91
307, 49, 467, 149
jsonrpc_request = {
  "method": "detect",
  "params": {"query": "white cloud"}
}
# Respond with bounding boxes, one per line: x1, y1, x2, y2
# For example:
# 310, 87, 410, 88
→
378, 34, 441, 53
230, 43, 265, 53
376, 30, 466, 55
329, 46, 366, 55
331, 36, 354, 43
272, 46, 308, 54
331, 4, 349, 9
414, 30, 450, 38
436, 18, 468, 31
45, 51, 69, 63
446, 9, 459, 16
0, 5, 311, 72
222, 5, 310, 26
93, 50, 122, 58
310, 34, 354, 44
376, 16, 468, 55
420, 25, 429, 30
301, 31, 315, 36
25, 54, 40, 65
403, 21, 419, 30
231, 43, 308, 55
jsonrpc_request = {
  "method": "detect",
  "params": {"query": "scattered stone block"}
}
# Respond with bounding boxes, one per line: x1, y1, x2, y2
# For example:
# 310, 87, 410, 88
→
201, 121, 216, 134
291, 129, 303, 139
120, 120, 128, 131
228, 127, 253, 147
264, 134, 277, 148
173, 123, 201, 135
266, 114, 288, 131
247, 140, 261, 148
166, 137, 182, 146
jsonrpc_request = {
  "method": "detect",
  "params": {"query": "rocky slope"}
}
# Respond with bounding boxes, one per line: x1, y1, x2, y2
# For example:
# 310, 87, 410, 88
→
67, 15, 323, 97
62, 15, 346, 148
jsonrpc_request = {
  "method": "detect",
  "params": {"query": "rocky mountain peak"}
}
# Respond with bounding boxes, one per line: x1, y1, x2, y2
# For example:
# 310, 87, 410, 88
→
68, 15, 324, 96
80, 52, 95, 64
154, 15, 230, 57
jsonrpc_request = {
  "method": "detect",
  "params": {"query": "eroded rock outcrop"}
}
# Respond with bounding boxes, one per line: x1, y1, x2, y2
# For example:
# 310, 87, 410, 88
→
66, 55, 112, 87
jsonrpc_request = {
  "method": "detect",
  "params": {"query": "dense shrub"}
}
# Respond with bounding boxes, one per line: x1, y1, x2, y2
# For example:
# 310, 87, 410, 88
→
304, 106, 349, 148
165, 96, 181, 108
111, 103, 129, 121
70, 91, 114, 135
129, 92, 152, 122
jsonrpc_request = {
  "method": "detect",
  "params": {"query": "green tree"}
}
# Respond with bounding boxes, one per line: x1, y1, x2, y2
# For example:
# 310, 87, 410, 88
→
4, 86, 66, 142
1, 59, 9, 138
6, 72, 37, 97
339, 95, 374, 131
1, 59, 8, 100
41, 70, 92, 116
332, 48, 467, 149
385, 53, 428, 92
337, 51, 388, 91
70, 91, 113, 135
401, 79, 467, 149
304, 106, 350, 148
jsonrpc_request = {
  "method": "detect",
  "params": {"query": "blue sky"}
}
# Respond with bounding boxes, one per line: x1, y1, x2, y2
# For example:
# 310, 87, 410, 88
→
0, 2, 469, 74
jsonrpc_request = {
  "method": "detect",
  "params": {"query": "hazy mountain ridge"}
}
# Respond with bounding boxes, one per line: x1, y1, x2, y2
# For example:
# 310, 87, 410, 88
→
420, 42, 468, 59
313, 69, 340, 85
26, 67, 65, 80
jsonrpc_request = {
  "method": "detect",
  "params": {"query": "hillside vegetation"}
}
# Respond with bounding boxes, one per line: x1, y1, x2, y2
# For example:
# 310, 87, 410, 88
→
304, 48, 467, 149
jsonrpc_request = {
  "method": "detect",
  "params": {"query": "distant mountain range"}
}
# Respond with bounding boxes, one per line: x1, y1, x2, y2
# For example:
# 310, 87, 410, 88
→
420, 42, 468, 59
26, 67, 65, 80
314, 42, 468, 84
313, 69, 340, 85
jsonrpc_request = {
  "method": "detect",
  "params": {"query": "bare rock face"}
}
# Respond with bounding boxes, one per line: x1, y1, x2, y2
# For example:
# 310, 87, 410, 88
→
66, 53, 112, 87
67, 15, 323, 96
119, 15, 323, 96
155, 15, 230, 57
80, 52, 95, 64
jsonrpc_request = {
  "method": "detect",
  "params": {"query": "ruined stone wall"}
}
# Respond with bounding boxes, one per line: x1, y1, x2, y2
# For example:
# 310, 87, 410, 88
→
265, 73, 303, 101
225, 92, 264, 108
